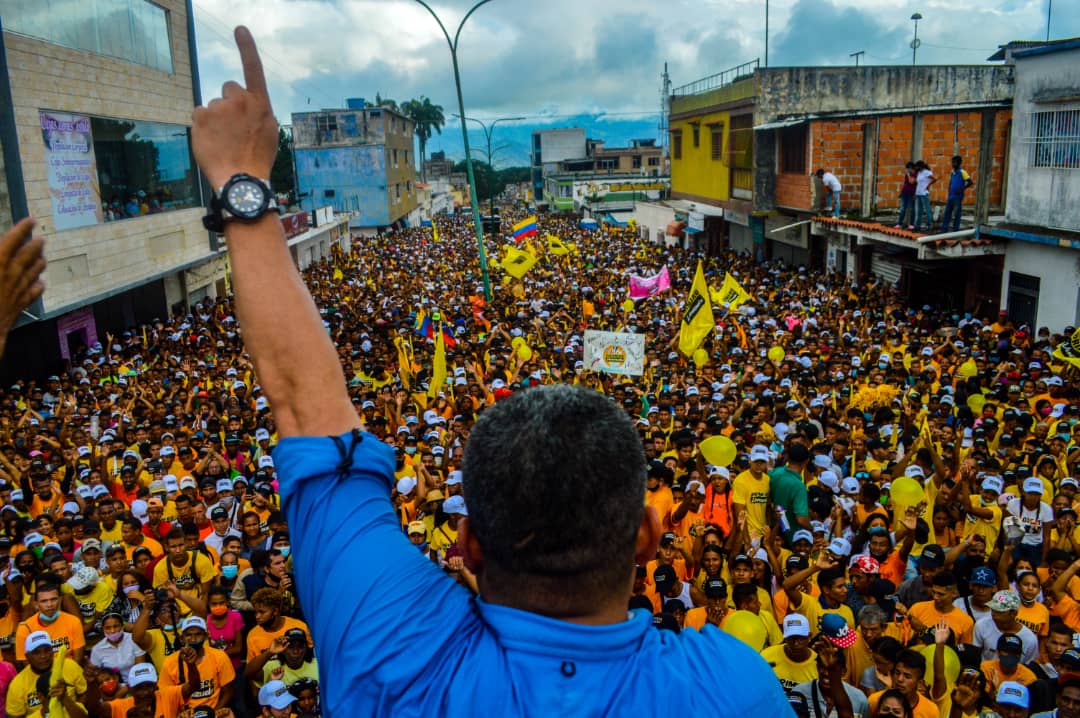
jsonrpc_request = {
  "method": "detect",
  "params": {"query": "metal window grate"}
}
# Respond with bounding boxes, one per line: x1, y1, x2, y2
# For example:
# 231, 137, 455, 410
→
1026, 109, 1080, 169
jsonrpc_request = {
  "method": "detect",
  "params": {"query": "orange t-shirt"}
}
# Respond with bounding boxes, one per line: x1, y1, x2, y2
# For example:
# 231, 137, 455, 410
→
126, 535, 164, 560
980, 659, 1037, 693
160, 646, 235, 707
907, 601, 975, 644
1051, 593, 1080, 632
109, 685, 185, 718
246, 617, 311, 663
14, 613, 85, 661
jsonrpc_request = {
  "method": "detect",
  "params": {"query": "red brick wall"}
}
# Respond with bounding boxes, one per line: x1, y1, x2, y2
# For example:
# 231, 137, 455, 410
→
777, 110, 1010, 214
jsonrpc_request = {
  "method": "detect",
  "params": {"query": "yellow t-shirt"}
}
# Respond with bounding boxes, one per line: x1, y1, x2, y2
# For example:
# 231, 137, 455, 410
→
429, 523, 459, 553
963, 495, 1002, 548
5, 659, 86, 718
732, 470, 770, 534
792, 592, 855, 632
1017, 601, 1050, 637
73, 582, 116, 625
759, 644, 818, 691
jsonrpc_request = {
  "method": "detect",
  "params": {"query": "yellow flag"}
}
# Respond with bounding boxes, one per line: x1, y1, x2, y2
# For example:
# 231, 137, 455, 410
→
433, 222, 441, 242
332, 267, 344, 282
428, 324, 447, 399
546, 234, 569, 256
501, 246, 538, 279
394, 336, 413, 391
1054, 326, 1080, 369
678, 260, 714, 357
713, 272, 751, 310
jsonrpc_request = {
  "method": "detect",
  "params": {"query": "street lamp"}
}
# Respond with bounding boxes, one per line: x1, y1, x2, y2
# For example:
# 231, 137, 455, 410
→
453, 113, 525, 218
910, 12, 923, 66
413, 0, 495, 301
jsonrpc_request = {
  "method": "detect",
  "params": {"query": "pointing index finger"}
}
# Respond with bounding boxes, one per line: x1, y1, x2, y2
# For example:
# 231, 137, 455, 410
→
234, 26, 269, 100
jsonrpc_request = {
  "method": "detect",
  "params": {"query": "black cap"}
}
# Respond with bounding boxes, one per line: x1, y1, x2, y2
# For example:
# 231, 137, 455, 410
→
653, 564, 676, 593
659, 532, 676, 548
651, 612, 681, 633
271, 531, 290, 545
704, 577, 728, 599
211, 507, 229, 520
731, 553, 754, 568
918, 543, 945, 569
283, 628, 307, 644
997, 634, 1023, 653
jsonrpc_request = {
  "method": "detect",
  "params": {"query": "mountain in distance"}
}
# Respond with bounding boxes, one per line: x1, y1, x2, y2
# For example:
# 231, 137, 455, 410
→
424, 112, 662, 168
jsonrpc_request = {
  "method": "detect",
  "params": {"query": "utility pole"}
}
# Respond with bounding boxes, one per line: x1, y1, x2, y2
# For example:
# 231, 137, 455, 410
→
910, 13, 923, 66
850, 51, 864, 67
453, 114, 524, 219
1047, 0, 1053, 41
764, 0, 769, 67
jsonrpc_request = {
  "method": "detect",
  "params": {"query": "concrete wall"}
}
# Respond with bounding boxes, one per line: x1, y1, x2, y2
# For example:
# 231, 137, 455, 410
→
3, 3, 223, 317
383, 113, 417, 224
534, 129, 586, 165
1005, 47, 1080, 230
670, 109, 732, 203
295, 146, 389, 224
1000, 240, 1080, 331
755, 65, 1015, 122
625, 201, 675, 245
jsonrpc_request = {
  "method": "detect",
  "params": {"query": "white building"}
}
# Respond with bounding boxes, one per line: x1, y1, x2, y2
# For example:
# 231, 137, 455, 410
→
986, 38, 1080, 332
530, 128, 586, 203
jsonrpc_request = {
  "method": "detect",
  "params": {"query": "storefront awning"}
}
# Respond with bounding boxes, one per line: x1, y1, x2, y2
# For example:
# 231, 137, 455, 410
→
753, 118, 806, 131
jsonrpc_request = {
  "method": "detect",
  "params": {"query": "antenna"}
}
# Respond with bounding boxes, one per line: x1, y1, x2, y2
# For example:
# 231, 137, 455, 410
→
659, 62, 671, 153
850, 51, 865, 67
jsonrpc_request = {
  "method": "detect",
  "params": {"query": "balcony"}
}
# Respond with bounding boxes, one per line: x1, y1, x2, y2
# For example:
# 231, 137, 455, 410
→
731, 167, 753, 200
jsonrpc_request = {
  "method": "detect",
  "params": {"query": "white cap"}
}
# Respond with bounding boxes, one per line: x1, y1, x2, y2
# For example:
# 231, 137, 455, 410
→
445, 470, 463, 486
686, 480, 706, 496
828, 537, 852, 556
782, 614, 810, 638
180, 616, 207, 632
706, 465, 730, 479
792, 529, 814, 544
750, 445, 770, 462
396, 476, 417, 495
981, 475, 1004, 494
180, 476, 197, 489
258, 680, 294, 710
255, 397, 269, 411
163, 475, 179, 493
24, 631, 52, 654
996, 681, 1030, 709
818, 471, 839, 492
127, 663, 158, 688
840, 477, 861, 495
255, 428, 271, 442
258, 456, 274, 469
813, 455, 834, 469
1023, 477, 1044, 494
443, 495, 468, 516
216, 478, 234, 492
904, 465, 926, 479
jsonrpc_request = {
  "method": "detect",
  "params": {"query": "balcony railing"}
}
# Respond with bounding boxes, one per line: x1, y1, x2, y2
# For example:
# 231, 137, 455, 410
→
672, 59, 759, 97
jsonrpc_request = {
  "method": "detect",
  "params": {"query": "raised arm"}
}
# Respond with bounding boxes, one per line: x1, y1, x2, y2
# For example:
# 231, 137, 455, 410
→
190, 27, 356, 439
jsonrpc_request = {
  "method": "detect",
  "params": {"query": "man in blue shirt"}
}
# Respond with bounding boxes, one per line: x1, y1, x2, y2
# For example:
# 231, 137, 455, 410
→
940, 154, 974, 232
190, 26, 793, 718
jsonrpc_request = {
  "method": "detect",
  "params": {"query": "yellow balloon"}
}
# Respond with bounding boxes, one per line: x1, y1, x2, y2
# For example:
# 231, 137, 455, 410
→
918, 644, 960, 685
700, 435, 737, 467
517, 345, 533, 361
722, 610, 767, 652
622, 299, 635, 312
502, 275, 512, 285
967, 393, 986, 413
957, 359, 978, 378
768, 346, 785, 363
890, 477, 924, 507
512, 336, 525, 349
693, 348, 709, 366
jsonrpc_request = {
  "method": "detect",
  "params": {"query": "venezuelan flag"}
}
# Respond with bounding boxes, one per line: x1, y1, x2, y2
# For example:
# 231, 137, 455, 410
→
413, 308, 431, 340
511, 216, 538, 242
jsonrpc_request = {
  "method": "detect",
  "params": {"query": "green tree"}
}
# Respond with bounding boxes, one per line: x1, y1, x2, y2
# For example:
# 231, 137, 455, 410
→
454, 159, 496, 201
368, 93, 398, 111
401, 96, 445, 176
270, 126, 295, 203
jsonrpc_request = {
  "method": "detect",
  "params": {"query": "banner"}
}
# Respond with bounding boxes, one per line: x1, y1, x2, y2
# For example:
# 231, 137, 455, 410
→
1054, 326, 1080, 369
40, 111, 102, 231
628, 266, 671, 299
584, 330, 645, 376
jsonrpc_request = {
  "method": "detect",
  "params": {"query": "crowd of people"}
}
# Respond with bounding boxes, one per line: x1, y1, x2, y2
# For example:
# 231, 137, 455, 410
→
0, 200, 1079, 717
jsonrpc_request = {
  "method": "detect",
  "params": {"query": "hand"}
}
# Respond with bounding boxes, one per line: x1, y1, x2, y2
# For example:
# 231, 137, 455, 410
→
48, 680, 67, 699
269, 636, 287, 654
446, 556, 465, 573
191, 27, 278, 190
0, 217, 46, 337
934, 619, 951, 645
706, 603, 727, 627
952, 671, 981, 709
815, 638, 840, 669
179, 646, 198, 665
816, 553, 837, 570
270, 665, 284, 681
901, 506, 919, 531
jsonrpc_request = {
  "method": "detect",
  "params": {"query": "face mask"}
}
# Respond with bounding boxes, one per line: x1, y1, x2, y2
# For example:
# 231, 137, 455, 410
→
219, 496, 235, 510
30, 547, 43, 559
405, 447, 416, 456
39, 609, 59, 623
210, 605, 229, 617
161, 624, 175, 633
279, 547, 291, 559
187, 639, 205, 649
105, 630, 123, 644
221, 565, 238, 580
434, 457, 443, 467
1000, 653, 1021, 671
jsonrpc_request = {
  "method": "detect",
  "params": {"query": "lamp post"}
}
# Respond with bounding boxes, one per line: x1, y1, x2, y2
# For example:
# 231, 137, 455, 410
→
910, 12, 923, 65
453, 114, 525, 218
413, 0, 495, 300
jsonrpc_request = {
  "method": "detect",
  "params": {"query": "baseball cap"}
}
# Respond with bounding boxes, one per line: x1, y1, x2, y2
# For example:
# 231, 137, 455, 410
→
211, 507, 229, 520
67, 565, 99, 592
81, 538, 102, 552
820, 612, 858, 648
918, 544, 945, 569
750, 445, 770, 462
180, 616, 207, 632
996, 681, 1029, 709
215, 478, 233, 492
704, 577, 728, 599
651, 612, 681, 633
406, 521, 426, 536
283, 628, 307, 644
987, 590, 1022, 612
850, 555, 880, 575
24, 631, 52, 654
445, 471, 463, 486
258, 680, 295, 710
653, 564, 676, 594
791, 529, 814, 545
783, 614, 810, 639
1023, 477, 1044, 494
395, 476, 417, 495
128, 663, 158, 688
970, 566, 997, 587
828, 538, 851, 557
997, 634, 1024, 654
659, 532, 677, 548
981, 475, 1004, 494
443, 495, 467, 516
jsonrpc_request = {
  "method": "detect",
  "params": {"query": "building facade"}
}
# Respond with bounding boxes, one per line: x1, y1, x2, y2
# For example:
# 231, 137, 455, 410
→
559, 139, 665, 176
986, 39, 1080, 332
292, 103, 418, 231
531, 128, 586, 202
0, 0, 228, 378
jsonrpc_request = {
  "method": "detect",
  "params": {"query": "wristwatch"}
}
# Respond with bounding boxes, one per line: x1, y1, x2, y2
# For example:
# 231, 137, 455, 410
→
202, 173, 277, 232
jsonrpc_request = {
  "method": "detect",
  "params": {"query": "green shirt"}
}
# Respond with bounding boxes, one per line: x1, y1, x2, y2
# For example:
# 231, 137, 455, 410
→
768, 465, 809, 541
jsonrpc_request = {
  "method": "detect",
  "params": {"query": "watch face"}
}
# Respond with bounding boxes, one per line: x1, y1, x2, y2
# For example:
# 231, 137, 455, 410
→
225, 179, 267, 219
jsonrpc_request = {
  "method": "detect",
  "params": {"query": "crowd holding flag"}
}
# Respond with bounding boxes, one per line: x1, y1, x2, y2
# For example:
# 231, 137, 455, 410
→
500, 245, 539, 279
677, 260, 714, 357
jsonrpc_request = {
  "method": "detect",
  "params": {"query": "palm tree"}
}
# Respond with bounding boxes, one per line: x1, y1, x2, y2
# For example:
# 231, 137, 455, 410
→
402, 96, 445, 179
368, 93, 398, 111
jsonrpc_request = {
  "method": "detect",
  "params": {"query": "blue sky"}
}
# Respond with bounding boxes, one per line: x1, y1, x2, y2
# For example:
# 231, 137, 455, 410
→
191, 0, 1079, 165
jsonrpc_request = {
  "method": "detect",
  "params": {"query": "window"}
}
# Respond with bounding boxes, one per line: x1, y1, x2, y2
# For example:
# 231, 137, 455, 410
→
406, 180, 412, 193
599, 159, 617, 170
728, 115, 754, 168
780, 124, 808, 174
1, 0, 173, 73
648, 156, 660, 167
87, 116, 198, 224
692, 125, 700, 148
632, 155, 642, 168
1027, 109, 1080, 169
395, 183, 401, 200
324, 189, 336, 198
559, 184, 572, 198
673, 132, 682, 160
370, 110, 382, 119
316, 115, 338, 133
710, 124, 725, 161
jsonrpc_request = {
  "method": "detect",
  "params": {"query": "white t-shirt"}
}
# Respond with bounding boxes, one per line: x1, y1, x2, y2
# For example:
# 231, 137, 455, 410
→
90, 632, 146, 676
915, 169, 934, 195
821, 172, 842, 192
1005, 498, 1054, 546
973, 617, 1039, 663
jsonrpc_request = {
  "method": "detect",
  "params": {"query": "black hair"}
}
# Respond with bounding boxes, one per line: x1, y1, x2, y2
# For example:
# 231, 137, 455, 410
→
463, 386, 646, 614
732, 583, 758, 608
895, 648, 927, 677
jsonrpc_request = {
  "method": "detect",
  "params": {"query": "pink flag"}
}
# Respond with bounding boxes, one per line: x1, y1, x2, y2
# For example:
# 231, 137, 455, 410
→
628, 266, 671, 299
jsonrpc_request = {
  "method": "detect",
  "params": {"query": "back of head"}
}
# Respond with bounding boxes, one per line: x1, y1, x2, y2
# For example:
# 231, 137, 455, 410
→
463, 385, 646, 614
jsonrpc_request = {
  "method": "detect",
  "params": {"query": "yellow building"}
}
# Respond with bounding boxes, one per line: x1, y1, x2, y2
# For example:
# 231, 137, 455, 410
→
668, 62, 757, 252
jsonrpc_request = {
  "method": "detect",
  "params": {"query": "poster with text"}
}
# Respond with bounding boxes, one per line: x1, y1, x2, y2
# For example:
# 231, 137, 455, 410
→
584, 330, 645, 376
40, 111, 102, 231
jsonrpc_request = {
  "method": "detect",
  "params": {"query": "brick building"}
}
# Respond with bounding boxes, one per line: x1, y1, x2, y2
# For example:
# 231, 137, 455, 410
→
0, 0, 232, 378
